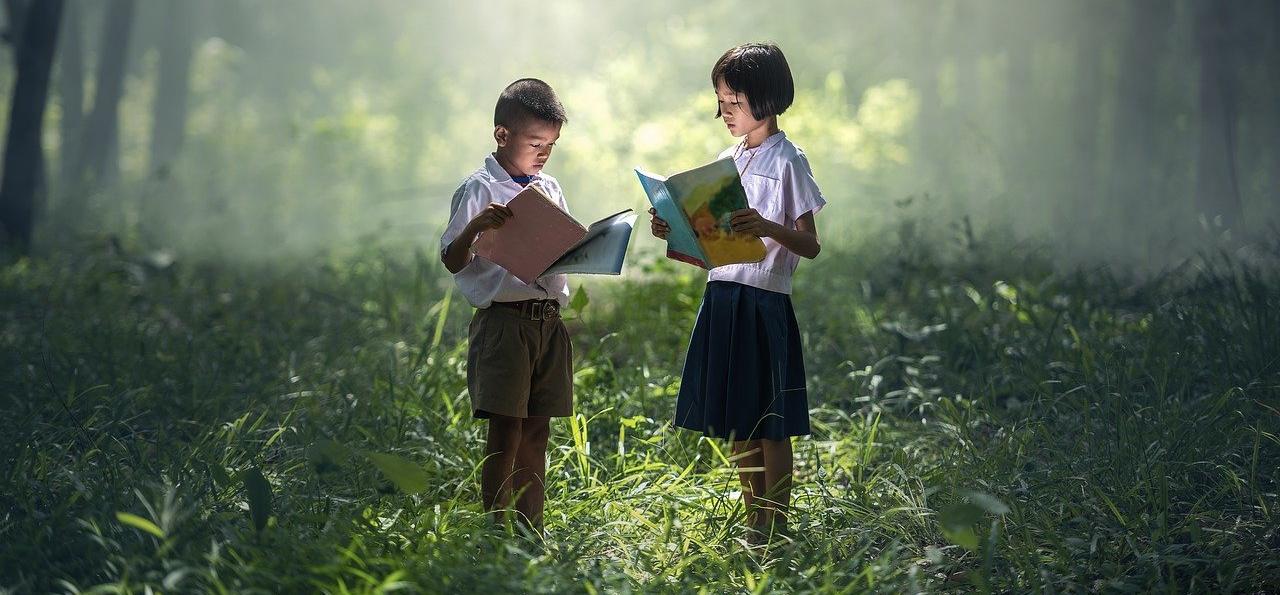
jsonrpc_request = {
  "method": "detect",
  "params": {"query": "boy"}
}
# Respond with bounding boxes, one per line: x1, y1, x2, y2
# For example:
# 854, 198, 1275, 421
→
440, 78, 572, 530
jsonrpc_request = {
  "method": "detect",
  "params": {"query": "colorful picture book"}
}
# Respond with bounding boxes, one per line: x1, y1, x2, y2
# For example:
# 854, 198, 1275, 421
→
634, 157, 766, 269
472, 184, 636, 285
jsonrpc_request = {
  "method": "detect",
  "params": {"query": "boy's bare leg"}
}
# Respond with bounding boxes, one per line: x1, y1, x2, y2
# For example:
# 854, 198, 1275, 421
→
482, 413, 523, 523
759, 437, 794, 529
513, 416, 551, 529
732, 439, 765, 526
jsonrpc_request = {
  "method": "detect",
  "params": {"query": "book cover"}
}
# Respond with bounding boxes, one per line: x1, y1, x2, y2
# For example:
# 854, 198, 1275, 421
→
635, 157, 766, 269
472, 184, 635, 284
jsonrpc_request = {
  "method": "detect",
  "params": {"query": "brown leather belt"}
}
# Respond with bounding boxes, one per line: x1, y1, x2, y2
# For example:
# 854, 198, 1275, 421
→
491, 298, 560, 321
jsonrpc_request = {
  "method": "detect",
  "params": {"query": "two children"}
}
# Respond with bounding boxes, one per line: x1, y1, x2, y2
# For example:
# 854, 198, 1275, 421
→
442, 43, 822, 541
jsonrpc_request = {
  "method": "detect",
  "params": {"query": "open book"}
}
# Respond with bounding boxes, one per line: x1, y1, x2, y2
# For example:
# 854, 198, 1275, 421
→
635, 157, 766, 269
472, 184, 636, 285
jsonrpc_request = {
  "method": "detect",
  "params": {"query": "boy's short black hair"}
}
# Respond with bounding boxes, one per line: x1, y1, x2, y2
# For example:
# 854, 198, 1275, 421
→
494, 78, 568, 130
711, 43, 794, 121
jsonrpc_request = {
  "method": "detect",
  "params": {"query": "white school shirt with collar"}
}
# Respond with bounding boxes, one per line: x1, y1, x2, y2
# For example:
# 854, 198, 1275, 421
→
439, 153, 571, 309
708, 131, 827, 294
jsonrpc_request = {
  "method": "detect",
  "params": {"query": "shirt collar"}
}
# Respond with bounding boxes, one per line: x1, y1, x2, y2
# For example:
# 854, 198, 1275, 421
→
737, 130, 786, 157
485, 153, 541, 185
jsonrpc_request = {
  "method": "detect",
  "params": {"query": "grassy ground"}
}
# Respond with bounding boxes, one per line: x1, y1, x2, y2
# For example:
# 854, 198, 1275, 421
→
2, 235, 1278, 593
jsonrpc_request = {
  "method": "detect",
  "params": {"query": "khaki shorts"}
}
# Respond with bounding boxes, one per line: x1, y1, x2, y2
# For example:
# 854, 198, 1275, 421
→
467, 304, 573, 419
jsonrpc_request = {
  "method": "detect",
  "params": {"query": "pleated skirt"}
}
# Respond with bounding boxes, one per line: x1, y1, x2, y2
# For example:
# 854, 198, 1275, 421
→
675, 281, 811, 441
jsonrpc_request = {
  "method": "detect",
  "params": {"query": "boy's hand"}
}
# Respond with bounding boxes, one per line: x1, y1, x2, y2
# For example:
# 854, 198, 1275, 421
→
467, 203, 514, 235
648, 207, 670, 240
729, 208, 777, 237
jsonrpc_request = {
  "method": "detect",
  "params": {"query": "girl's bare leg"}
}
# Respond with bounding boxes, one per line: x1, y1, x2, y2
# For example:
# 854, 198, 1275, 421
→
732, 439, 766, 526
759, 437, 794, 529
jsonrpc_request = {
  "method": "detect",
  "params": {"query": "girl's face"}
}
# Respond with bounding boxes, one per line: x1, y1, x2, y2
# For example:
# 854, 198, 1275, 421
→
715, 78, 766, 139
494, 119, 561, 177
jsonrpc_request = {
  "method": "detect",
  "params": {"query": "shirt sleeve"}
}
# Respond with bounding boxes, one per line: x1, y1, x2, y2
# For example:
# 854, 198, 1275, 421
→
439, 179, 491, 255
783, 153, 827, 222
540, 177, 570, 213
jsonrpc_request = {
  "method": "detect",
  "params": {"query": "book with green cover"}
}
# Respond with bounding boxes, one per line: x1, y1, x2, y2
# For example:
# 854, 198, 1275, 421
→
634, 156, 766, 269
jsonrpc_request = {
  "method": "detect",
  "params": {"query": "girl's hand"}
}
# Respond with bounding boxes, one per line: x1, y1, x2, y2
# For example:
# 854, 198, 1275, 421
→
729, 208, 778, 238
648, 207, 670, 239
467, 203, 513, 234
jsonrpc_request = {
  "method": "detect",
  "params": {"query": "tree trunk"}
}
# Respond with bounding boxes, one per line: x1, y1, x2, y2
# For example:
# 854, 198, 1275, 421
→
1268, 1, 1280, 209
3, 0, 30, 52
910, 3, 946, 187
57, 0, 82, 188
75, 0, 134, 188
1107, 0, 1173, 259
1069, 2, 1106, 236
0, 0, 63, 249
1194, 0, 1243, 230
149, 0, 193, 176
1000, 19, 1036, 231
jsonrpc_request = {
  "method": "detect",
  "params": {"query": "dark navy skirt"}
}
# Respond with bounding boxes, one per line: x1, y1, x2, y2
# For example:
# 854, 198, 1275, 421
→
675, 281, 811, 441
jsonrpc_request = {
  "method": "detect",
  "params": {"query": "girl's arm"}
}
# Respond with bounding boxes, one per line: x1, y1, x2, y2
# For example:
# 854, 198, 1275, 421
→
729, 209, 821, 259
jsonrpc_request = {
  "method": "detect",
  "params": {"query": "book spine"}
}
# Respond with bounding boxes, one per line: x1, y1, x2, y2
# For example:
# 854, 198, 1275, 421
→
663, 179, 710, 265
667, 249, 707, 269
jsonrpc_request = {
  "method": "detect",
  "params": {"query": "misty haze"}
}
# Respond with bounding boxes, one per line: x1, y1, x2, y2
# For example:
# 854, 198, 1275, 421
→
1, 1, 1277, 592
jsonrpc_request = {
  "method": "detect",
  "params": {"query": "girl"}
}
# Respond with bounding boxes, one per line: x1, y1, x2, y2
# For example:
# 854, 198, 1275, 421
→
650, 42, 825, 542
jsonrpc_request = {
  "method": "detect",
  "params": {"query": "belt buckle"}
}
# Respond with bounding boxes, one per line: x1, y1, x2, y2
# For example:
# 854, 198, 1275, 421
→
530, 300, 544, 321
543, 301, 558, 320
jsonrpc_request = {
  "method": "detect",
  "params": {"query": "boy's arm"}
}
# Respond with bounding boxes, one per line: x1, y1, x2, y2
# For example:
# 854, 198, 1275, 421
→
440, 181, 515, 274
441, 203, 513, 274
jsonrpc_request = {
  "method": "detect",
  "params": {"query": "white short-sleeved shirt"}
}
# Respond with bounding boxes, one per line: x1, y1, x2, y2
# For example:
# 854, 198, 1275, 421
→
439, 154, 571, 308
707, 131, 826, 294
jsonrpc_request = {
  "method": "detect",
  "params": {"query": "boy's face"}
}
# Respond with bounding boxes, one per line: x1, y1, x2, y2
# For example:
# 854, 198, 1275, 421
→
494, 119, 561, 177
716, 78, 765, 138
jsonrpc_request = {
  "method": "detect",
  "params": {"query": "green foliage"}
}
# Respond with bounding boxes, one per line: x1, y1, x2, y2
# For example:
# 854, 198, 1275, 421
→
115, 512, 166, 540
707, 181, 741, 221
363, 452, 431, 495
2, 231, 1279, 592
244, 467, 273, 532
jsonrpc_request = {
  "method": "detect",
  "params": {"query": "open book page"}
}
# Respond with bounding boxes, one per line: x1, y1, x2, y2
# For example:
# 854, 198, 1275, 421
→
543, 210, 637, 276
635, 168, 709, 268
664, 157, 766, 267
472, 184, 587, 285
636, 157, 766, 269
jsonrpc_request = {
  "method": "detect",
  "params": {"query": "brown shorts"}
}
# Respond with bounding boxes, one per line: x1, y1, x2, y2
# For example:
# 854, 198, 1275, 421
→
467, 302, 573, 419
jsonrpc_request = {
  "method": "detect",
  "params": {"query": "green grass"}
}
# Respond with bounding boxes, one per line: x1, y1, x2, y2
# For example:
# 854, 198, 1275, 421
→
1, 235, 1278, 593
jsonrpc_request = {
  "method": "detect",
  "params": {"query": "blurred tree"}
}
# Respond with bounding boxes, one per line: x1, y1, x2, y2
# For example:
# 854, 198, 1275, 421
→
1271, 2, 1280, 208
998, 0, 1033, 187
56, 0, 83, 187
909, 2, 949, 186
1067, 0, 1112, 239
73, 0, 134, 189
3, 0, 30, 52
1194, 0, 1243, 229
149, 0, 194, 176
0, 0, 63, 249
1107, 0, 1173, 256
2, 0, 42, 202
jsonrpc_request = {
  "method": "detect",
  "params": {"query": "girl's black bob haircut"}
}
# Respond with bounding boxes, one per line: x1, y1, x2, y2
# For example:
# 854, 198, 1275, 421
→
711, 43, 794, 121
